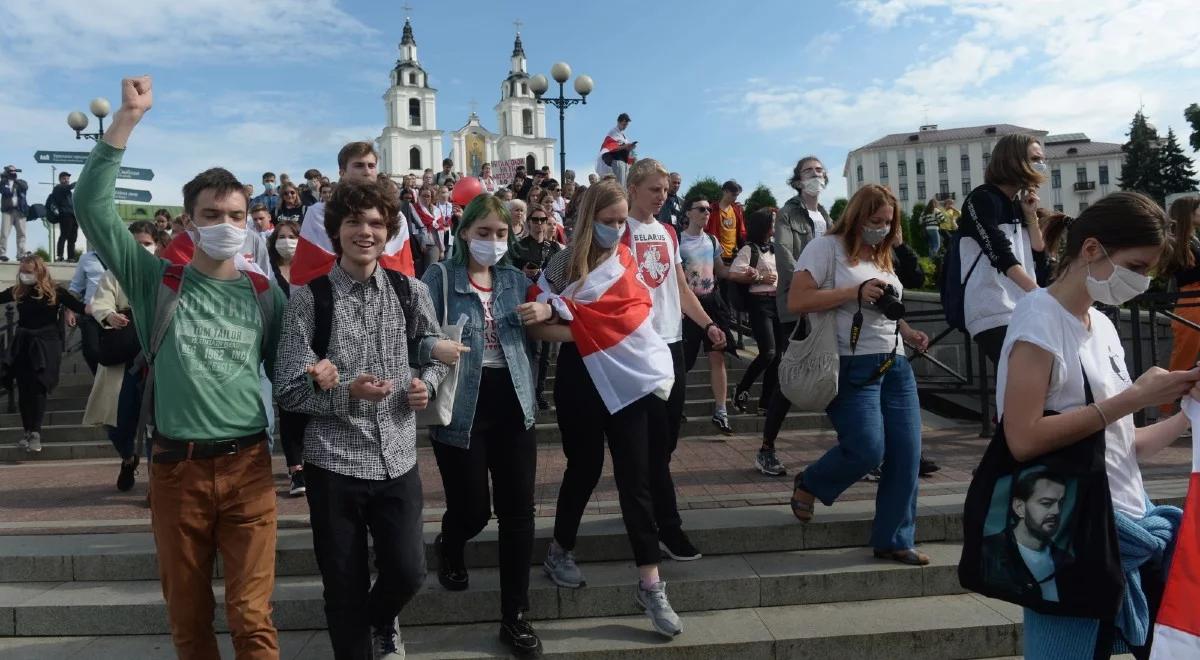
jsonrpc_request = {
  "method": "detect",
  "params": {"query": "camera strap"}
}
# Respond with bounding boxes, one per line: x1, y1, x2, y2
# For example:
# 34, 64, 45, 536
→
850, 280, 899, 387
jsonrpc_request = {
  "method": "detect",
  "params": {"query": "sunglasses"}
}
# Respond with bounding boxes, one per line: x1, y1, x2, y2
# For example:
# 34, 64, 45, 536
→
529, 216, 549, 223
692, 206, 711, 213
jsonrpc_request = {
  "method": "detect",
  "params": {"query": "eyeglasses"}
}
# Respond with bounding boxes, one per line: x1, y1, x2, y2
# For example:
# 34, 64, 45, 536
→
691, 206, 711, 213
529, 217, 549, 224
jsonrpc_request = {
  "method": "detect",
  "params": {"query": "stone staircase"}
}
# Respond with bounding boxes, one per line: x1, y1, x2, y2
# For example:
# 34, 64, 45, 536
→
0, 345, 1177, 658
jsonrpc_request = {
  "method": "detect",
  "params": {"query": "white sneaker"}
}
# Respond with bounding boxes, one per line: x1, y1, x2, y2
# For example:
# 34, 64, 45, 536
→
27, 432, 41, 453
635, 581, 683, 638
17, 432, 30, 451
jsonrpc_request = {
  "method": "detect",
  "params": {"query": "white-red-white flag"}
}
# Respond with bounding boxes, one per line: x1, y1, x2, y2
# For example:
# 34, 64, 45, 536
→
528, 245, 673, 413
290, 202, 414, 285
1150, 399, 1200, 658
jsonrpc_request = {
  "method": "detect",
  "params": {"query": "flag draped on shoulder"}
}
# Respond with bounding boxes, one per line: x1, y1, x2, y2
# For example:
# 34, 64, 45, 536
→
1150, 399, 1200, 658
290, 202, 414, 286
595, 128, 634, 175
527, 245, 673, 413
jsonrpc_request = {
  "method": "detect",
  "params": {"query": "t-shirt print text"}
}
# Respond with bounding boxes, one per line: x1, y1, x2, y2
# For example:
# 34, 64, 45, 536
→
634, 240, 671, 289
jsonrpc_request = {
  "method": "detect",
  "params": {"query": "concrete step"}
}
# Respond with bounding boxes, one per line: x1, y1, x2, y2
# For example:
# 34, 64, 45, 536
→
0, 543, 969, 635
0, 409, 86, 428
0, 594, 1024, 659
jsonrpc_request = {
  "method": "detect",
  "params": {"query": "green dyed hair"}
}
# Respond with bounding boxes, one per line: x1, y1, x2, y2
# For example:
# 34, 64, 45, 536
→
452, 194, 514, 266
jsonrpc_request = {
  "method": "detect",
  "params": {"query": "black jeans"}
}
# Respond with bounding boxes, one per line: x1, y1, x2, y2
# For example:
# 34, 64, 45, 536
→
79, 315, 101, 375
57, 213, 78, 261
762, 320, 799, 450
552, 343, 661, 565
279, 409, 307, 468
305, 463, 426, 660
646, 341, 686, 533
738, 294, 786, 408
432, 367, 536, 620
525, 338, 552, 394
974, 325, 1008, 370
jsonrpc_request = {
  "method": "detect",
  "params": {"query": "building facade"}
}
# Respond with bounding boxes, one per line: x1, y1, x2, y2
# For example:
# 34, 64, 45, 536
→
843, 123, 1124, 216
379, 20, 556, 179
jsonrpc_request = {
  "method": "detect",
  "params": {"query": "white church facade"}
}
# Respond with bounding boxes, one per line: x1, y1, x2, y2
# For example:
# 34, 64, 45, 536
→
378, 20, 555, 179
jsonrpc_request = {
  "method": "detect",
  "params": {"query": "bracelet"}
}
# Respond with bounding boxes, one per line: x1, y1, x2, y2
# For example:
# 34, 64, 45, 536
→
1090, 402, 1110, 427
704, 322, 718, 334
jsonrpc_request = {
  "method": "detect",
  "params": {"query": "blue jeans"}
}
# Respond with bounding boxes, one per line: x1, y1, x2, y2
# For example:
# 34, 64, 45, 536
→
924, 227, 941, 255
802, 354, 921, 550
107, 367, 141, 460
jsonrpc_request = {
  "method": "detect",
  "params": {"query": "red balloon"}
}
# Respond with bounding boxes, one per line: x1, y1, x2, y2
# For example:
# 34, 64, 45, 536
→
451, 176, 485, 207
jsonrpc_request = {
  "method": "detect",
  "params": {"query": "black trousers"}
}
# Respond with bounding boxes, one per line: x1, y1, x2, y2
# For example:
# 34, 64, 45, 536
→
762, 320, 799, 449
552, 342, 661, 565
738, 294, 786, 408
57, 213, 78, 261
15, 369, 47, 433
78, 315, 101, 375
525, 338, 552, 394
432, 367, 536, 620
646, 341, 685, 533
305, 463, 426, 660
974, 325, 1008, 370
279, 409, 307, 468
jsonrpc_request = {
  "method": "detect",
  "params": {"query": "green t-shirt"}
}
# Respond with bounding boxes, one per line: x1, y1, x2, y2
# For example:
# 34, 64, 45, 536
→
74, 141, 285, 441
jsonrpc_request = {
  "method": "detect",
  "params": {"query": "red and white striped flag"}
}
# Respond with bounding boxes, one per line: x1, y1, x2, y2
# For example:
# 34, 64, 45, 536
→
595, 128, 634, 175
1151, 399, 1200, 658
527, 245, 673, 413
290, 202, 414, 286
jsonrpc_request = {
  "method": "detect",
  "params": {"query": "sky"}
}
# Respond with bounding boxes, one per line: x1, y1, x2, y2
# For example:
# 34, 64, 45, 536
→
1, 0, 1197, 253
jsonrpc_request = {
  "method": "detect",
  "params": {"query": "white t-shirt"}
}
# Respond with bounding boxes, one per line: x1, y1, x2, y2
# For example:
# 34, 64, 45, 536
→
807, 209, 828, 237
794, 235, 902, 356
731, 244, 778, 295
470, 278, 507, 368
995, 288, 1145, 518
1017, 544, 1059, 602
623, 218, 683, 343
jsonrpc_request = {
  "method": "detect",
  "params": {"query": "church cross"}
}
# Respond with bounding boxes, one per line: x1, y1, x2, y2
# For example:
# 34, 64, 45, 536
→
513, 19, 524, 34
402, 2, 414, 19
468, 99, 479, 115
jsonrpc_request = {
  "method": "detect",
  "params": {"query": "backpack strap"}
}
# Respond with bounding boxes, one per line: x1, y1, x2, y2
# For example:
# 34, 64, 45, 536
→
135, 264, 186, 456
749, 243, 761, 269
383, 268, 415, 333
309, 275, 334, 359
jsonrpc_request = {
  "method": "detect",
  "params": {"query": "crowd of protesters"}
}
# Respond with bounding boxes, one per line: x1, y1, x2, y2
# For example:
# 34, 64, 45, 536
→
0, 75, 1193, 660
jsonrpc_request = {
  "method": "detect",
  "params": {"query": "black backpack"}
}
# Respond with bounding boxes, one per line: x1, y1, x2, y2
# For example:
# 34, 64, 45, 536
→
44, 193, 60, 224
307, 268, 414, 359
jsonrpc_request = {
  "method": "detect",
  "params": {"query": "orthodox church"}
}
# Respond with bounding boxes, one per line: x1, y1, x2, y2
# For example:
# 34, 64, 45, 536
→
377, 19, 556, 178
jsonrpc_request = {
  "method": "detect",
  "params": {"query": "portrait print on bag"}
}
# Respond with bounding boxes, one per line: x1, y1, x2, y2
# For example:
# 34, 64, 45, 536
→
979, 468, 1079, 603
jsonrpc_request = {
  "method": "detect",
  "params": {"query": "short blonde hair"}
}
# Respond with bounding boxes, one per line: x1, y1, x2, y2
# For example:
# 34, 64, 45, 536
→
627, 158, 670, 190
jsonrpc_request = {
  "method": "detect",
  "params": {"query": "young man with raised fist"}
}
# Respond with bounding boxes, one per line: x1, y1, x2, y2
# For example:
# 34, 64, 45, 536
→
74, 76, 334, 660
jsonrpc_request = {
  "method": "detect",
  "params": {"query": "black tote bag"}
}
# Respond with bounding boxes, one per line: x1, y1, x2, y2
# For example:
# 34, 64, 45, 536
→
97, 312, 141, 366
959, 368, 1124, 621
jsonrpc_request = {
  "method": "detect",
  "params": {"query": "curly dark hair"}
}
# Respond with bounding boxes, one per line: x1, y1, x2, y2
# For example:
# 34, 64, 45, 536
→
324, 180, 401, 255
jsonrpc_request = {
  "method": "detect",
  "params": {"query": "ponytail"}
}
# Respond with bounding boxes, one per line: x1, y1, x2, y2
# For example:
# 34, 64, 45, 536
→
1051, 191, 1166, 278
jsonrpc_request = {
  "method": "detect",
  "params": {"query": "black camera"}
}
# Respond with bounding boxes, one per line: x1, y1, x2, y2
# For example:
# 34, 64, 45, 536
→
873, 283, 905, 320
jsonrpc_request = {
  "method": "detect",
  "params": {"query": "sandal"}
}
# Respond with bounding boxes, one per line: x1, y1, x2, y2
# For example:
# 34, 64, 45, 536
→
790, 474, 815, 523
873, 548, 930, 566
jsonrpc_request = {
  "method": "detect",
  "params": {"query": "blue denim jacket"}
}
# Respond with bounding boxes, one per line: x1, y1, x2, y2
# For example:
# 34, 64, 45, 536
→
418, 261, 536, 447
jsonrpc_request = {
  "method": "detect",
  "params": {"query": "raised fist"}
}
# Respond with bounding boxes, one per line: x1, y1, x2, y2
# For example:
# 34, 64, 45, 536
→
120, 76, 153, 117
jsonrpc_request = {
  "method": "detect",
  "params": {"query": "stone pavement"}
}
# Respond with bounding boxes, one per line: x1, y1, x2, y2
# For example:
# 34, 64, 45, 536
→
0, 415, 1190, 535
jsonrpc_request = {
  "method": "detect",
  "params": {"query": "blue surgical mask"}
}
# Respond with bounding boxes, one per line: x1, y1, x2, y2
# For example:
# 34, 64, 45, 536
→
592, 221, 624, 249
264, 182, 276, 193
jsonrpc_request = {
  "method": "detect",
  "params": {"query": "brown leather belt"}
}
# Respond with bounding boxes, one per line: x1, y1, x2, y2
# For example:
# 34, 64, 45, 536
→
151, 431, 267, 464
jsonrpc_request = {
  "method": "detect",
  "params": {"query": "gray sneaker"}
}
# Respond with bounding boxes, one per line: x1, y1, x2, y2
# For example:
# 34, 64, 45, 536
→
543, 541, 585, 588
27, 432, 42, 453
754, 448, 786, 476
17, 432, 30, 451
635, 581, 682, 638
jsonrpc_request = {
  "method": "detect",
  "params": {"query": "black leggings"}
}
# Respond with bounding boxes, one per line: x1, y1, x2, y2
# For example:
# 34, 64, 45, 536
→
738, 294, 786, 408
552, 343, 661, 565
57, 214, 79, 261
432, 368, 536, 620
646, 341, 685, 533
16, 369, 47, 433
761, 320, 798, 450
974, 325, 1008, 370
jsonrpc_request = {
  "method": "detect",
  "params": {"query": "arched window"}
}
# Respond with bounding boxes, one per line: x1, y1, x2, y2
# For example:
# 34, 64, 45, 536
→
409, 147, 421, 171
525, 154, 536, 172
408, 73, 417, 85
522, 109, 534, 136
409, 99, 421, 127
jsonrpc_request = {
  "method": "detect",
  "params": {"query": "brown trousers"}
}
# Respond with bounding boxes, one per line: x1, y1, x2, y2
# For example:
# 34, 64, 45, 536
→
150, 440, 279, 660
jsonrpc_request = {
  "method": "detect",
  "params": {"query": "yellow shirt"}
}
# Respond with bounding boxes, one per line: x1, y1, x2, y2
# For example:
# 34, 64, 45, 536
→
718, 206, 737, 259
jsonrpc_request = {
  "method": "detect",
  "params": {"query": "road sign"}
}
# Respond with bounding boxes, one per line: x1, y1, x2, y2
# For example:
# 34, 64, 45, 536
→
114, 188, 152, 203
117, 167, 155, 181
33, 150, 89, 165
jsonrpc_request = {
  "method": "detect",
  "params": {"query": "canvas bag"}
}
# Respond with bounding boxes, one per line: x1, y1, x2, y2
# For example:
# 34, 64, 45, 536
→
778, 262, 839, 412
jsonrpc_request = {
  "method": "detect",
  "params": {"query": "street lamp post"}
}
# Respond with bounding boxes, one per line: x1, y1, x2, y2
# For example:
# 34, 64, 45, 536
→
66, 97, 112, 141
529, 62, 593, 180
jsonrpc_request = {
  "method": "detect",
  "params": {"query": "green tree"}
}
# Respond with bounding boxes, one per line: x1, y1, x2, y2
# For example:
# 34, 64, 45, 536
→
1158, 128, 1199, 197
1119, 110, 1163, 200
1185, 103, 1200, 152
682, 177, 721, 206
902, 208, 930, 257
829, 198, 848, 221
744, 184, 778, 215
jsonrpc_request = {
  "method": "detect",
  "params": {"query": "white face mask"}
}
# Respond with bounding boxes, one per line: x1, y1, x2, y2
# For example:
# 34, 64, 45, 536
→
142, 243, 157, 255
192, 223, 247, 261
18, 273, 36, 286
802, 177, 825, 197
468, 238, 508, 267
1032, 161, 1048, 174
1085, 246, 1151, 306
276, 237, 298, 258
